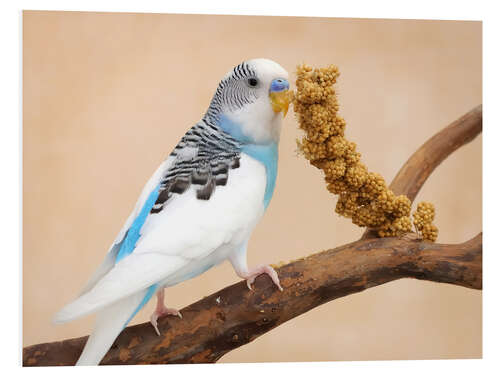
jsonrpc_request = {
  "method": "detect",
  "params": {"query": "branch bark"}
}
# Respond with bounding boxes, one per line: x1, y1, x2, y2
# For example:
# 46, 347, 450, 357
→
23, 105, 482, 366
388, 104, 482, 201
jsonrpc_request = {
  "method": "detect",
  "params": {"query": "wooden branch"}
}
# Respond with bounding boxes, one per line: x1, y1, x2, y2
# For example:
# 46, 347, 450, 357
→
23, 105, 482, 366
23, 233, 482, 366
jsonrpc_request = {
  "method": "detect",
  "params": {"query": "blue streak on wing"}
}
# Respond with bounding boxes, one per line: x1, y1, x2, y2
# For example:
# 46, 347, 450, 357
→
116, 186, 161, 328
115, 184, 161, 264
123, 283, 158, 328
241, 142, 278, 209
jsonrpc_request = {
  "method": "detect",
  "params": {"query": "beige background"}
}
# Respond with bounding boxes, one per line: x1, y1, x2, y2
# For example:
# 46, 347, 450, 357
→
23, 11, 482, 362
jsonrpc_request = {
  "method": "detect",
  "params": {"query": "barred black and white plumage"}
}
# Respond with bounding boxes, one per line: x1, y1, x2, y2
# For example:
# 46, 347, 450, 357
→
149, 61, 260, 214
204, 61, 258, 124
150, 121, 242, 214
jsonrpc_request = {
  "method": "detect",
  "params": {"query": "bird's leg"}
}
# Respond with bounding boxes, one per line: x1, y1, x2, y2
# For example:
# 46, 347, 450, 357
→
229, 244, 283, 292
149, 288, 182, 336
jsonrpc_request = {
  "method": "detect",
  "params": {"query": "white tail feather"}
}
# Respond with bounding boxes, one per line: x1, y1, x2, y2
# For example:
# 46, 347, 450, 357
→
78, 245, 119, 297
75, 289, 147, 366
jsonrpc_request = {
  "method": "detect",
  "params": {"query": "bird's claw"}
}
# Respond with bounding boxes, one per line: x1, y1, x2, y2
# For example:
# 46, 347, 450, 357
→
150, 313, 161, 336
150, 307, 182, 336
244, 265, 283, 292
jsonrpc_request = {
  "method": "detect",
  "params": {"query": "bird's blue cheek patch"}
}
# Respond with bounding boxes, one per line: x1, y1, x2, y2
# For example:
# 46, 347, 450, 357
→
270, 78, 290, 93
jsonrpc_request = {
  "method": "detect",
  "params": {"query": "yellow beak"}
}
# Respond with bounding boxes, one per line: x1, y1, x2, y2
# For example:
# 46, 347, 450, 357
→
269, 90, 290, 117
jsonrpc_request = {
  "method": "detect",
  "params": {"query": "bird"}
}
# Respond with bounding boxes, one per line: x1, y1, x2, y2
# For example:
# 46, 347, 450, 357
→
53, 58, 290, 365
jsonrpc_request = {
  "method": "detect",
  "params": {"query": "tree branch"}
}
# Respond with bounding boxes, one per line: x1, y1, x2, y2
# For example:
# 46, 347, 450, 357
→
389, 104, 482, 200
23, 105, 482, 366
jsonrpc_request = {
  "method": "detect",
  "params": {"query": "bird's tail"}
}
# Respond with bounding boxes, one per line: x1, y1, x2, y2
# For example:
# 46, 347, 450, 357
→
75, 289, 148, 366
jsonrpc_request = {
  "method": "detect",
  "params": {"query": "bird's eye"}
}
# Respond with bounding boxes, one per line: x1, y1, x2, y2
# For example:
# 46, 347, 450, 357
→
247, 77, 259, 87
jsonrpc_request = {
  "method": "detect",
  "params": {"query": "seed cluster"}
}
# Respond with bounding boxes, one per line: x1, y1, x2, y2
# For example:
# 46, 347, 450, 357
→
293, 64, 438, 241
413, 202, 439, 242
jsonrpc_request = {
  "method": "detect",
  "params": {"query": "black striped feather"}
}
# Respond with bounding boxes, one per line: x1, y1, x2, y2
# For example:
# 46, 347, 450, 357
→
150, 121, 241, 214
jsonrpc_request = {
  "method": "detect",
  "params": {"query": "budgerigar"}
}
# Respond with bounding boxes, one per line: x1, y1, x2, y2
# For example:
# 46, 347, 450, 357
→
53, 58, 290, 365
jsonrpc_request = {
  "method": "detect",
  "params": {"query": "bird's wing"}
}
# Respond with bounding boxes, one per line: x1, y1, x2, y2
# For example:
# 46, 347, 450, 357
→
79, 120, 242, 294
79, 157, 175, 295
55, 122, 266, 323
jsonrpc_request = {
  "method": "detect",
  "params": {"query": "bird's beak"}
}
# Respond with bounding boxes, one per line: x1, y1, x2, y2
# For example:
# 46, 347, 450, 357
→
269, 90, 290, 118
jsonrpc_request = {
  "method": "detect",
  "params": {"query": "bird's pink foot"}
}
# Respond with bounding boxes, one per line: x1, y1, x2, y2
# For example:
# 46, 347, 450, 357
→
242, 265, 283, 292
150, 305, 182, 336
149, 288, 182, 336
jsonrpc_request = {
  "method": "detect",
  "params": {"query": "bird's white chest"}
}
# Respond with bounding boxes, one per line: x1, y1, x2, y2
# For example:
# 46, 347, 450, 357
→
136, 153, 267, 287
184, 152, 267, 255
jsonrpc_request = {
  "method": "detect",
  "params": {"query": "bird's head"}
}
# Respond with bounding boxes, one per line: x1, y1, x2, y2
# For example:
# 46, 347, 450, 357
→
204, 58, 290, 145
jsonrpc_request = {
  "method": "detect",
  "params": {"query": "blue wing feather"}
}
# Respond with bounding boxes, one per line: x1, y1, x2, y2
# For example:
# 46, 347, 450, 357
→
115, 185, 161, 264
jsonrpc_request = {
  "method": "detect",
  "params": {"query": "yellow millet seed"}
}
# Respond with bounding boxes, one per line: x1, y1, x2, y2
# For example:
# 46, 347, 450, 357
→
412, 202, 438, 241
325, 97, 341, 117
352, 205, 387, 227
361, 172, 387, 197
336, 192, 359, 218
326, 136, 350, 158
322, 159, 347, 181
327, 179, 348, 195
331, 116, 346, 136
413, 201, 436, 230
295, 80, 335, 104
344, 149, 361, 166
377, 216, 411, 237
297, 139, 328, 161
393, 216, 413, 234
421, 223, 439, 242
294, 63, 438, 241
342, 141, 359, 165
376, 190, 396, 213
377, 221, 393, 237
393, 195, 412, 218
345, 164, 368, 189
